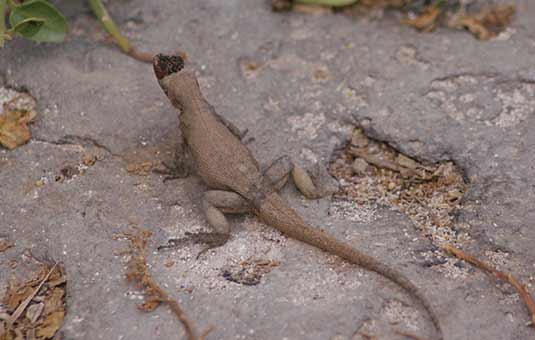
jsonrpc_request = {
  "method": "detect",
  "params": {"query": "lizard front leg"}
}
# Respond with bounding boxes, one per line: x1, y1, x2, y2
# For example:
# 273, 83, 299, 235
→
209, 105, 248, 140
154, 131, 193, 181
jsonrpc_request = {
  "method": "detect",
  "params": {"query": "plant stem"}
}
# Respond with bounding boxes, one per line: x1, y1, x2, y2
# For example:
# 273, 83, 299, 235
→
0, 0, 5, 47
87, 0, 184, 63
87, 0, 132, 53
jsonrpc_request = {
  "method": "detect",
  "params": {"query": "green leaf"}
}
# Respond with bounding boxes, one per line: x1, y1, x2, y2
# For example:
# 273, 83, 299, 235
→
9, 0, 67, 42
8, 17, 45, 39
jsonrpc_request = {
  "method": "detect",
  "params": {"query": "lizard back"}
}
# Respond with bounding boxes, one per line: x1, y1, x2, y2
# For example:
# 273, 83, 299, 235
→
181, 93, 263, 195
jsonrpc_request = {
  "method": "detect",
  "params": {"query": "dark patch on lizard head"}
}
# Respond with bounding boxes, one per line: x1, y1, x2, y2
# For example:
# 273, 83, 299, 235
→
153, 54, 185, 80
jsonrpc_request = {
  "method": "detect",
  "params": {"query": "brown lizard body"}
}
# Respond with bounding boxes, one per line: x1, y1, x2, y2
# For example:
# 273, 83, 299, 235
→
153, 54, 443, 340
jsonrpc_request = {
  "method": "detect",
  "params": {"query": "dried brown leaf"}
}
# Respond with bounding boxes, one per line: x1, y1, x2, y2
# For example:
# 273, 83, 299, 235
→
0, 109, 36, 150
35, 310, 64, 339
403, 5, 441, 32
4, 284, 34, 311
42, 288, 64, 316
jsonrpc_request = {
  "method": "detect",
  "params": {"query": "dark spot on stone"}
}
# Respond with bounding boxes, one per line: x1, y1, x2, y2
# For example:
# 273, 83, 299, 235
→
454, 260, 467, 269
422, 257, 448, 267
60, 165, 79, 179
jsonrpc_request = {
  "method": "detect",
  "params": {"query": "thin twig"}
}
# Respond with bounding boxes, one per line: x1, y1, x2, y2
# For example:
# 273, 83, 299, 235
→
7, 262, 58, 325
121, 230, 212, 340
443, 244, 535, 326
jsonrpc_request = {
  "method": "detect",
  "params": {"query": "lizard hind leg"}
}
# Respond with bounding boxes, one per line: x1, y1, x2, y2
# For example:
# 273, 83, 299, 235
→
162, 190, 251, 258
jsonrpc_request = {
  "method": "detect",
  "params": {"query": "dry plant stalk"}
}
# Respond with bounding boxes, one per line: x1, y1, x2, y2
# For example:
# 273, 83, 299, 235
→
443, 244, 535, 326
120, 229, 212, 340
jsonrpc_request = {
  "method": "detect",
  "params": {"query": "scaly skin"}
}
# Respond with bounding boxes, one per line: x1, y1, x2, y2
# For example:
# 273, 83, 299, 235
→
153, 54, 443, 340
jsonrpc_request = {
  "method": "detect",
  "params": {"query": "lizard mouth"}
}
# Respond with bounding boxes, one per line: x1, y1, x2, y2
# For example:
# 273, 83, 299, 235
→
153, 54, 185, 80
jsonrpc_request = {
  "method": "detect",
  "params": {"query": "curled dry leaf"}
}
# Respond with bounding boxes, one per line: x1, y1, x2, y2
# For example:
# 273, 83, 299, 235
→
0, 108, 37, 150
402, 5, 441, 32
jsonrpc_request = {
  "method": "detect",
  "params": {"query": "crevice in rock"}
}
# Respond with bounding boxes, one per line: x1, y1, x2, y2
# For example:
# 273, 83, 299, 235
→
33, 135, 115, 157
329, 126, 469, 247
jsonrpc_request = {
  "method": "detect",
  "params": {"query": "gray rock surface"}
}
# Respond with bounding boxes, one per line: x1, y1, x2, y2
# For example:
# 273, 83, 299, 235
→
1, 1, 534, 339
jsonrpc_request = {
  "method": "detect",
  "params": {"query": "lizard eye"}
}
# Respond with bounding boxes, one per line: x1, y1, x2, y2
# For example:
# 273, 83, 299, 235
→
153, 54, 185, 80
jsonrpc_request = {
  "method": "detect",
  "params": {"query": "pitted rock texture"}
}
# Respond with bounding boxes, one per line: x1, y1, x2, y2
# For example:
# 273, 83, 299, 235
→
1, 1, 534, 340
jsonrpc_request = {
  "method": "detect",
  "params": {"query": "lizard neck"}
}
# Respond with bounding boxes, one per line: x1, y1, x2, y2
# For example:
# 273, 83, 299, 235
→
179, 93, 214, 129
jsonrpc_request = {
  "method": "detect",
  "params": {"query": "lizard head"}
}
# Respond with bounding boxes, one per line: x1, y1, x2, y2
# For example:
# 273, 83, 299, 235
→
153, 54, 184, 80
153, 54, 201, 110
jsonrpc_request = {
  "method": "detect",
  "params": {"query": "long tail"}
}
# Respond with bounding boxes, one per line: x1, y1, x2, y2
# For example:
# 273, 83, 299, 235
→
256, 193, 443, 340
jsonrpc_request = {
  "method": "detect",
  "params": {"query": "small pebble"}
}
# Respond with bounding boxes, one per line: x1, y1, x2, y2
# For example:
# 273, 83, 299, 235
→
351, 158, 368, 175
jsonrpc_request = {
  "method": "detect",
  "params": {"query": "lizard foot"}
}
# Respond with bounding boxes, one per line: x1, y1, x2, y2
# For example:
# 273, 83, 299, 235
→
153, 159, 190, 181
158, 232, 230, 259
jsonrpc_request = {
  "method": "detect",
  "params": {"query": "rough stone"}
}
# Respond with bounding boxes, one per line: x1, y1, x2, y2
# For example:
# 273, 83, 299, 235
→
1, 1, 534, 340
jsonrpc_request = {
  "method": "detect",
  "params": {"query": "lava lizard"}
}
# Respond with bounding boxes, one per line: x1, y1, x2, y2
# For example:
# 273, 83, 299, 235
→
152, 54, 443, 340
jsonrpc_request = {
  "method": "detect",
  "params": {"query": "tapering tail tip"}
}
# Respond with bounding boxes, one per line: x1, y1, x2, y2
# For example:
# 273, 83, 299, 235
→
153, 54, 185, 80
